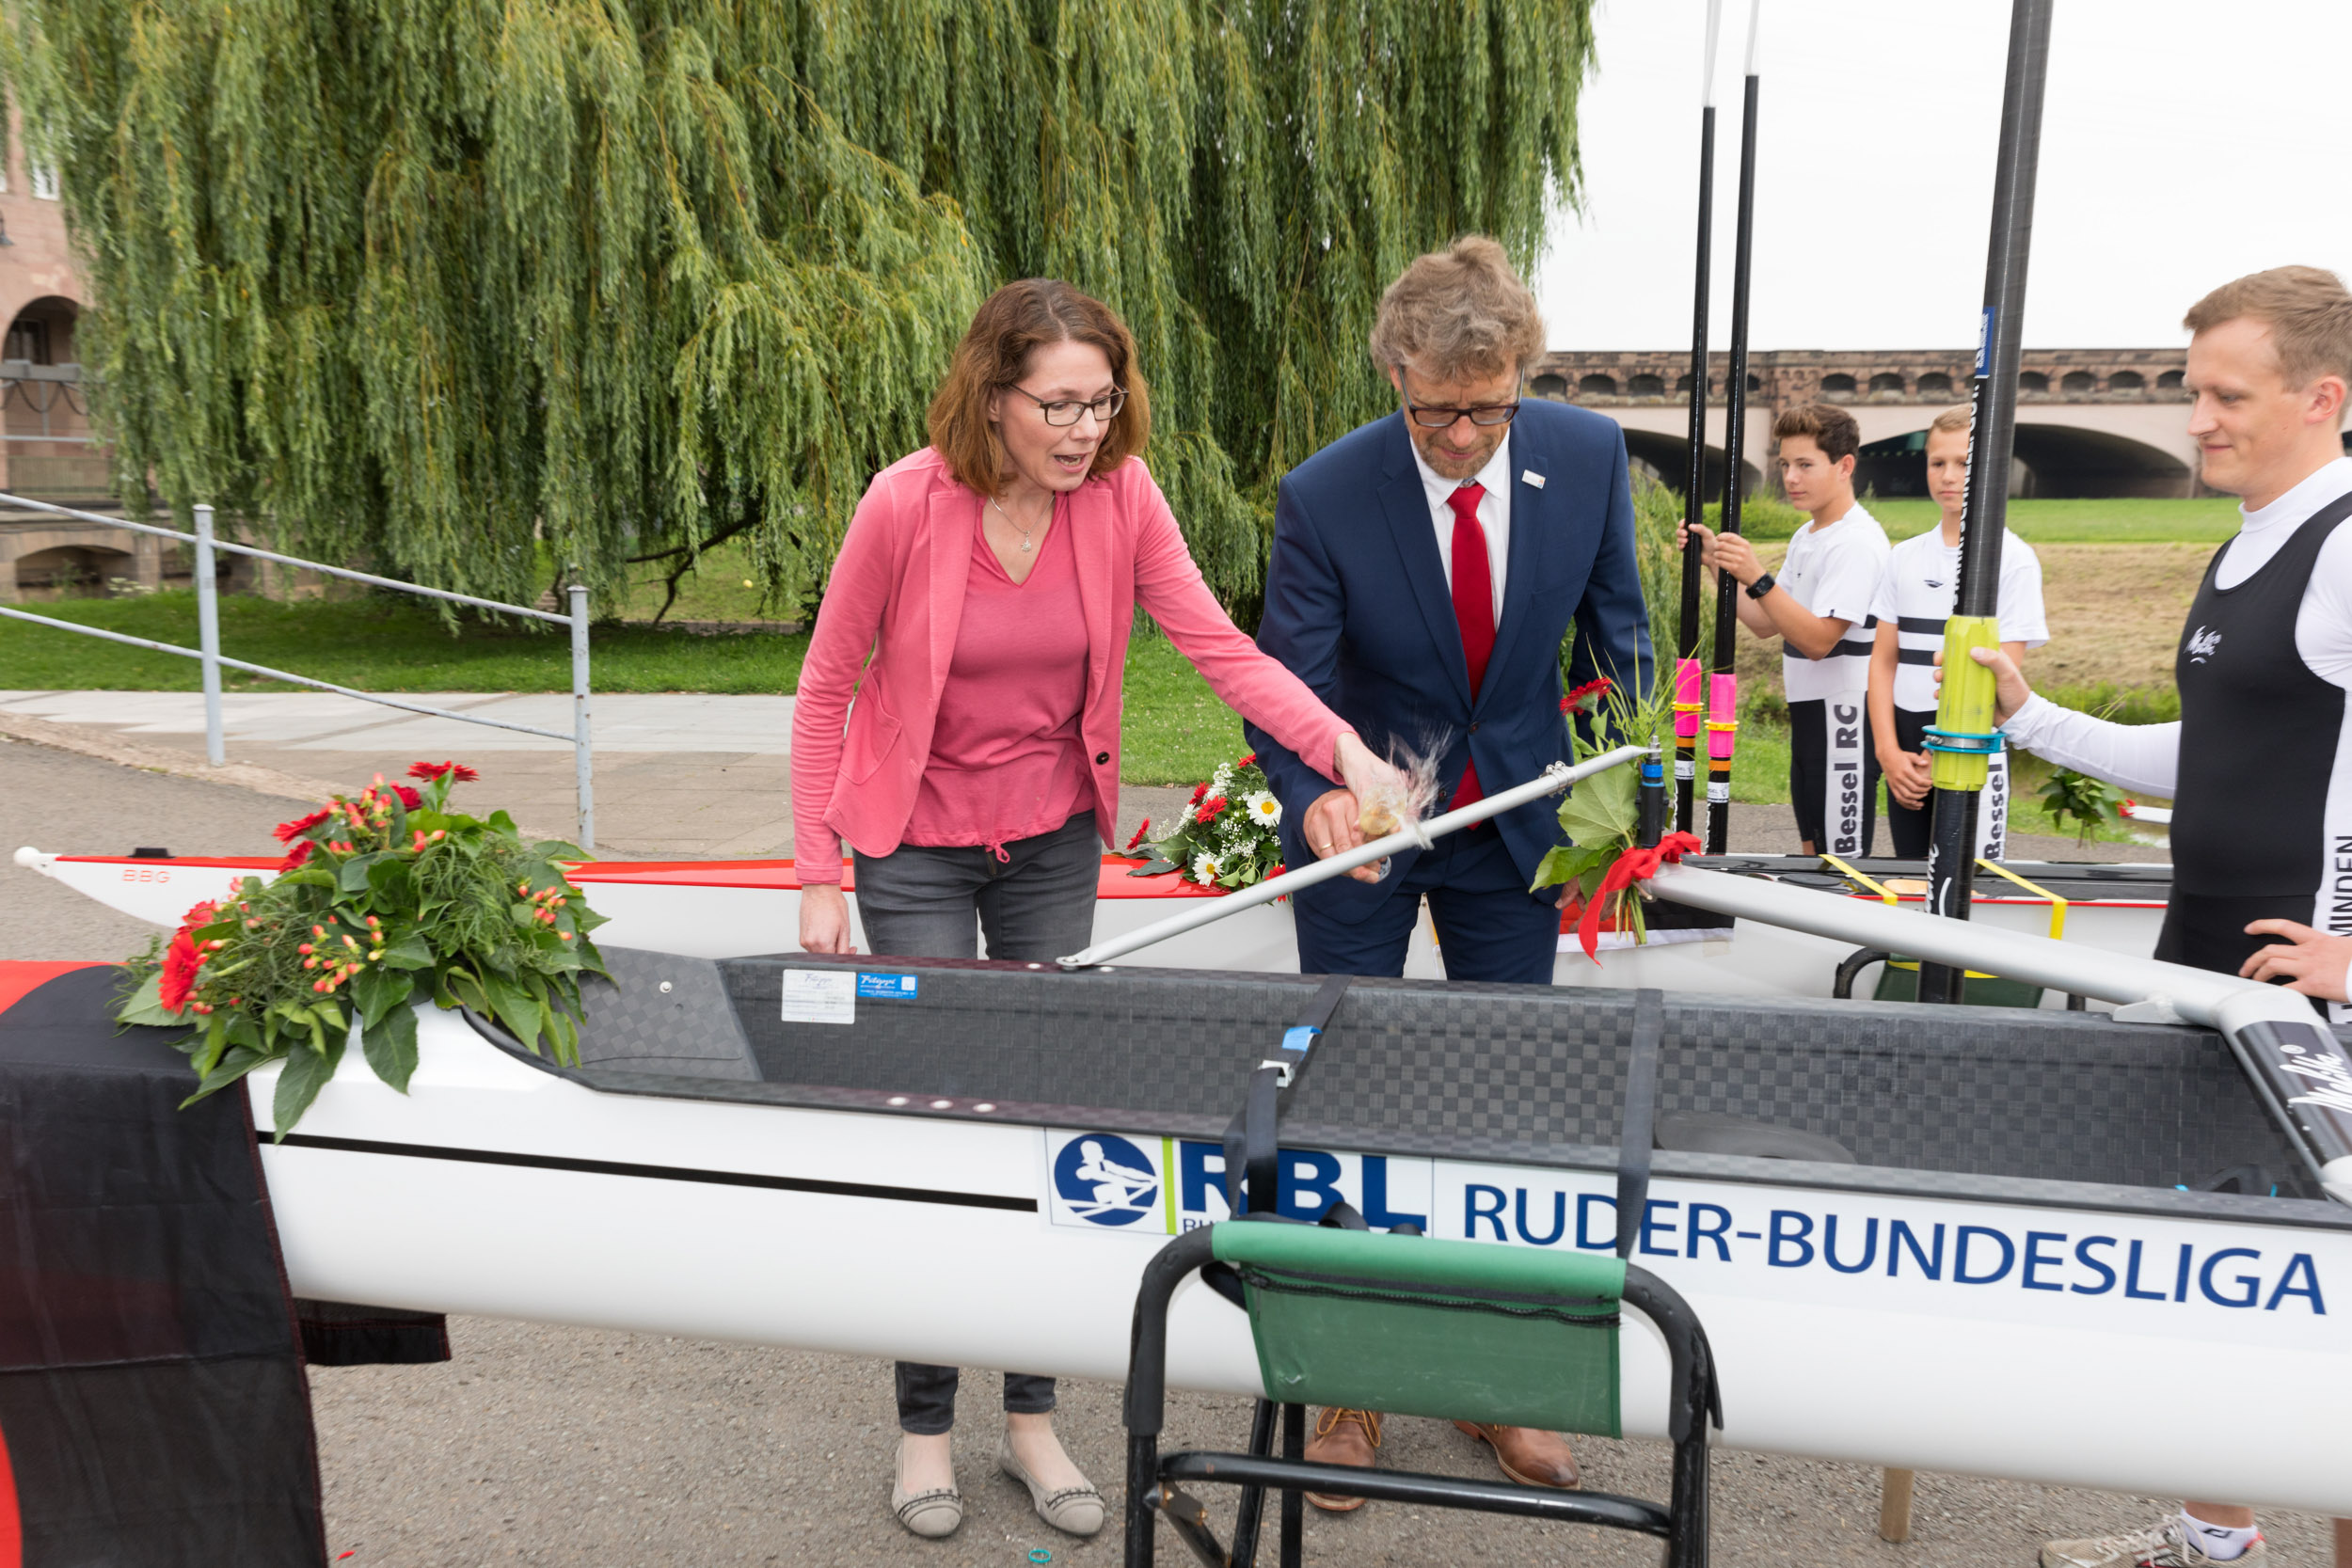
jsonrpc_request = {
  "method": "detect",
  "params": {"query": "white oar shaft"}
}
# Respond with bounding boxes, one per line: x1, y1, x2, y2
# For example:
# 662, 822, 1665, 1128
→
1057, 746, 1647, 970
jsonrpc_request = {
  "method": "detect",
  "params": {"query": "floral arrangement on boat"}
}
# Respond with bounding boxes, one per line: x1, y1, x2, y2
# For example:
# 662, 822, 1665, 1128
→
116, 761, 609, 1136
1129, 752, 1287, 891
1532, 673, 1679, 946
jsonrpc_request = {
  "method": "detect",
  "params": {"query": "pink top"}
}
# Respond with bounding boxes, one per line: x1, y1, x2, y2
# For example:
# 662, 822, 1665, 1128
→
791, 449, 1354, 884
900, 502, 1092, 853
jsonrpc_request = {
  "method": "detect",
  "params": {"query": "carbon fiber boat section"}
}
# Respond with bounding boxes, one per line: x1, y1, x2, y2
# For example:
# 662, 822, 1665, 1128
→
481, 948, 2347, 1230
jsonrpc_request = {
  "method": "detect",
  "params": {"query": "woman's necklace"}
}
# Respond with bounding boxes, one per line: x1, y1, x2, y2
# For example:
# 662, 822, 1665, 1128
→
990, 494, 1045, 553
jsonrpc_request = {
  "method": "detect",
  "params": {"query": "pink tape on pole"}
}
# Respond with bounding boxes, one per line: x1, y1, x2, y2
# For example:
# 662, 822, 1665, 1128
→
1707, 673, 1739, 761
1673, 658, 1702, 740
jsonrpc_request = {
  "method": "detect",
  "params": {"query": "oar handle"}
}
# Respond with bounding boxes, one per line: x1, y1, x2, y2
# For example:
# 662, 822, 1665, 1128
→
1057, 746, 1649, 970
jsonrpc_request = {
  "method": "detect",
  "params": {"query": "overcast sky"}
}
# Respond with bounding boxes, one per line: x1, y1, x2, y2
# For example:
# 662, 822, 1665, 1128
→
1534, 0, 2352, 352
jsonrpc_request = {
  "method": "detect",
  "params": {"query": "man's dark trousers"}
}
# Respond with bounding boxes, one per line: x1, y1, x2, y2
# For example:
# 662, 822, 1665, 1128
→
1291, 826, 1560, 984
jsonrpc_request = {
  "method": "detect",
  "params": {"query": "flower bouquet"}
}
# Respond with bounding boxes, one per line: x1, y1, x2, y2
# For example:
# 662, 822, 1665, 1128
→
1130, 752, 1287, 891
1531, 674, 1674, 944
116, 761, 610, 1136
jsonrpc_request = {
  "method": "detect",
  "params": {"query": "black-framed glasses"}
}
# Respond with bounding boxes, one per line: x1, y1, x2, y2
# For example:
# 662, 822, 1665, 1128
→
1401, 372, 1519, 429
1005, 384, 1128, 427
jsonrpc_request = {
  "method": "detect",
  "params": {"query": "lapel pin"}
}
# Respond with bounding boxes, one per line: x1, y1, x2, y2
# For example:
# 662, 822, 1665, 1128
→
1521, 469, 1546, 489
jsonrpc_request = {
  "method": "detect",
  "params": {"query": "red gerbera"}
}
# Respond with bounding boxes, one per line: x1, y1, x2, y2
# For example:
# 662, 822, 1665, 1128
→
392, 784, 423, 811
1188, 782, 1209, 805
273, 807, 331, 845
1197, 796, 1228, 825
1238, 752, 1257, 768
1562, 675, 1614, 715
278, 838, 314, 871
156, 900, 219, 1014
407, 760, 480, 784
1125, 820, 1152, 850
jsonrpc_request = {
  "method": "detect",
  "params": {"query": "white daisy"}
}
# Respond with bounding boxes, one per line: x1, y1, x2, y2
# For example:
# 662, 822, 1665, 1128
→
1246, 791, 1281, 827
1191, 851, 1222, 883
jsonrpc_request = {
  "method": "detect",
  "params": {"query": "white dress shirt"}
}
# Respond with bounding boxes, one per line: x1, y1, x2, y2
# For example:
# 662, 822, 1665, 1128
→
1408, 432, 1513, 626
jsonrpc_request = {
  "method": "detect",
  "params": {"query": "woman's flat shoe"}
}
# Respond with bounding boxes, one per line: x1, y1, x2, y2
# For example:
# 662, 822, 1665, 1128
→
890, 1480, 964, 1539
996, 1433, 1105, 1537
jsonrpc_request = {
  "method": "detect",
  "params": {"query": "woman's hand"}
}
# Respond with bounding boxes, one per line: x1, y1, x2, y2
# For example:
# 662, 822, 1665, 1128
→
799, 883, 857, 954
1333, 732, 1407, 804
1304, 733, 1409, 885
2239, 919, 2352, 1003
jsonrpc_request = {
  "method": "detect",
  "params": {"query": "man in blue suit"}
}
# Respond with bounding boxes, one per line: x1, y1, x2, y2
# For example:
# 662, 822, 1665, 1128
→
1244, 236, 1650, 1507
1248, 234, 1652, 991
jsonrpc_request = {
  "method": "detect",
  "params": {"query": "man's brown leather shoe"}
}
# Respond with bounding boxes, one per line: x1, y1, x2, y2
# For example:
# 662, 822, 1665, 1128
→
1302, 1408, 1382, 1512
1454, 1422, 1580, 1489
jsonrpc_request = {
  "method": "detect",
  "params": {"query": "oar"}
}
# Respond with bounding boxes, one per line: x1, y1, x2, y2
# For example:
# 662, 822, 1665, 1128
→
1057, 747, 1649, 970
1674, 0, 1726, 835
1704, 0, 1762, 855
1916, 0, 2054, 1003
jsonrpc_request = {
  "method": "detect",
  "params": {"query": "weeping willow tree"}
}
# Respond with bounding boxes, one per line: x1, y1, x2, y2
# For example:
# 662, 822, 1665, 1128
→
1, 1, 1593, 615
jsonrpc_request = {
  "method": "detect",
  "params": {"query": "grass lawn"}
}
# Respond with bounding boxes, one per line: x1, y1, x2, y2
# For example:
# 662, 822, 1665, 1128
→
0, 590, 810, 695
1865, 496, 2240, 544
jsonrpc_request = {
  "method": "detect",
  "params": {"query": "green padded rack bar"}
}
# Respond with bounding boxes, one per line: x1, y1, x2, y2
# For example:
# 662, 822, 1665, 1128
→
1209, 1223, 1627, 1436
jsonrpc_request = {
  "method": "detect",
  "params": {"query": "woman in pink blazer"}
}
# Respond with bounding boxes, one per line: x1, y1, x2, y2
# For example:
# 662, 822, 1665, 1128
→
789, 280, 1392, 1542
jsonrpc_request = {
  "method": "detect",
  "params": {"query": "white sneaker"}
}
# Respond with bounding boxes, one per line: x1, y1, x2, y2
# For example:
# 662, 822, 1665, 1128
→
2041, 1516, 2265, 1568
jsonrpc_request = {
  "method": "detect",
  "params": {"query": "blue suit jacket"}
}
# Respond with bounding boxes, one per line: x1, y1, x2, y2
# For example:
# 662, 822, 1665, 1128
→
1245, 402, 1652, 925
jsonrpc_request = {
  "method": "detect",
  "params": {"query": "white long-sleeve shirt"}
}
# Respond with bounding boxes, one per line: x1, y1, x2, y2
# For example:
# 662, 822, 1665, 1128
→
2002, 456, 2352, 795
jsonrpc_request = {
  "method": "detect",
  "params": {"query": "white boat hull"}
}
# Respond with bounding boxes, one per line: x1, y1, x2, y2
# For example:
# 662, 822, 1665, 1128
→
257, 1005, 2352, 1515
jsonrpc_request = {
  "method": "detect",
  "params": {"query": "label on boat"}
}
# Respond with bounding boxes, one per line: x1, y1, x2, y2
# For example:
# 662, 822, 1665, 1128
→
1037, 1132, 2342, 1335
779, 969, 857, 1024
855, 973, 920, 1001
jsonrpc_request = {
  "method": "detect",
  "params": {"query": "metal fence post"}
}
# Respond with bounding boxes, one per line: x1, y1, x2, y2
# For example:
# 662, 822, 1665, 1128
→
193, 503, 225, 767
568, 579, 594, 851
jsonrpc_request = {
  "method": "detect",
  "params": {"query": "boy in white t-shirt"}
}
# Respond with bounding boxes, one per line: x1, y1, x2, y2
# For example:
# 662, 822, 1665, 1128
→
1868, 404, 2049, 859
1684, 403, 1891, 856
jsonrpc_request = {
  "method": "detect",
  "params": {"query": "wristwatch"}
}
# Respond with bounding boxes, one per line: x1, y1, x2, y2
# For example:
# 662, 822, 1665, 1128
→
1744, 571, 1777, 600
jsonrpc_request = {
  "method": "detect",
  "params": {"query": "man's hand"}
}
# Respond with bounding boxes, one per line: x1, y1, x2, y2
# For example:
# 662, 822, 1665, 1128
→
1301, 788, 1384, 883
1933, 645, 2035, 725
799, 882, 857, 954
1882, 749, 1934, 809
2239, 919, 2352, 1003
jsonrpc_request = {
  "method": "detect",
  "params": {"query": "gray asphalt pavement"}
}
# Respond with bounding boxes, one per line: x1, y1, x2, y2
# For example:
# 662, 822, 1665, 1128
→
2, 736, 2330, 1565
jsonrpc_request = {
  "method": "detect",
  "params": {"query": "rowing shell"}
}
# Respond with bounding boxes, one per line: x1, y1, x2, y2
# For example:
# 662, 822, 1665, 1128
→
14, 847, 2169, 1001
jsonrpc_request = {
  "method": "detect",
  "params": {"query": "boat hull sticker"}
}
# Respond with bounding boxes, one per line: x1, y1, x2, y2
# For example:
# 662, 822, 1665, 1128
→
780, 968, 856, 1023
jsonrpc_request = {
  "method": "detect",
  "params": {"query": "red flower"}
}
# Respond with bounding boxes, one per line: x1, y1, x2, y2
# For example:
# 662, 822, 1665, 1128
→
1562, 675, 1614, 715
1125, 820, 1152, 850
1187, 782, 1209, 805
273, 808, 330, 845
278, 839, 314, 871
407, 760, 479, 784
1266, 863, 1285, 878
156, 899, 220, 1014
1238, 752, 1257, 768
1197, 796, 1228, 825
392, 784, 422, 810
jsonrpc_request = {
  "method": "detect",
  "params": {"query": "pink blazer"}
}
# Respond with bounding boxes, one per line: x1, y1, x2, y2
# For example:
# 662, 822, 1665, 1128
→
791, 448, 1351, 881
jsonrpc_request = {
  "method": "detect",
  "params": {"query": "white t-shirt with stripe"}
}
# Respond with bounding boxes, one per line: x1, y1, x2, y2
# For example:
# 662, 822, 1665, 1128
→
1777, 504, 1892, 704
1868, 527, 2050, 712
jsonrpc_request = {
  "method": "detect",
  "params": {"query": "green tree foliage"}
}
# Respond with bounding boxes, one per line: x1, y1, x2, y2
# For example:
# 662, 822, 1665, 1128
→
4, 1, 1593, 615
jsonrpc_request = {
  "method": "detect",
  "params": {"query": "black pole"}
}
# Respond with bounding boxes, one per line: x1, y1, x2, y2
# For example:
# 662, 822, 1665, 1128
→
1916, 0, 2052, 1005
1675, 0, 1724, 836
1704, 8, 1759, 856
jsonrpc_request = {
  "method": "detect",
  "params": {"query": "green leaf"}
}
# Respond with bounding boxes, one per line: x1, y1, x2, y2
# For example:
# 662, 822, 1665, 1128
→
365, 856, 414, 902
532, 840, 588, 861
360, 1005, 420, 1094
1556, 764, 1639, 850
275, 868, 338, 890
114, 972, 179, 1028
1531, 843, 1613, 892
182, 1044, 273, 1107
272, 1024, 345, 1137
338, 851, 389, 892
377, 933, 434, 970
352, 966, 413, 1027
481, 971, 541, 1051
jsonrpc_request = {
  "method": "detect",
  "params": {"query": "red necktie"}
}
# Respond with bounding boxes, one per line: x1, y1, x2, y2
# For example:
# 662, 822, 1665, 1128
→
1447, 483, 1493, 808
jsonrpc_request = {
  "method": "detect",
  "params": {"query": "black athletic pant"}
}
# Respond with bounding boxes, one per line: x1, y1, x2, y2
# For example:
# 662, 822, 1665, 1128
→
1788, 697, 1880, 855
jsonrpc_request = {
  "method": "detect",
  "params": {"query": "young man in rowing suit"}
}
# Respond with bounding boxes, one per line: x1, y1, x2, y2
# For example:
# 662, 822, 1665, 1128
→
1684, 402, 1892, 856
1246, 235, 1650, 1508
1868, 404, 2048, 859
1965, 265, 2352, 1568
